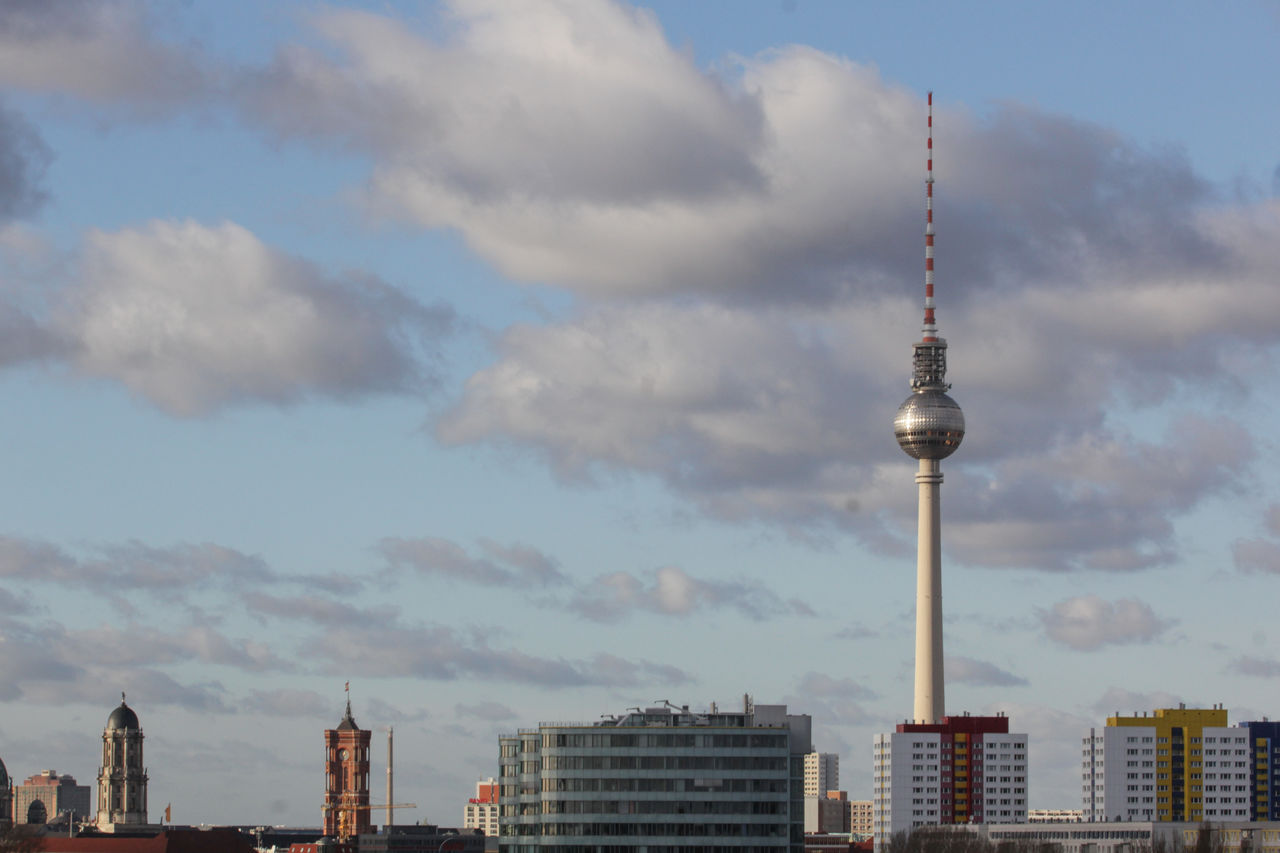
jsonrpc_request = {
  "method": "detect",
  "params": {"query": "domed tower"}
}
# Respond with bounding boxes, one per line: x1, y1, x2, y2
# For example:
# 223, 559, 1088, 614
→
893, 92, 964, 725
96, 693, 148, 828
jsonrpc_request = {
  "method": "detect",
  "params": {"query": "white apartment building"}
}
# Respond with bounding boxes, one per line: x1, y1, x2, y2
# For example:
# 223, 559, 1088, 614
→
464, 777, 500, 836
1082, 710, 1251, 822
873, 716, 1027, 851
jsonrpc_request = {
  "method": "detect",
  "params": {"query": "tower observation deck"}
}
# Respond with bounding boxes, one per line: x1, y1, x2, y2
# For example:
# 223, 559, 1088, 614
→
892, 92, 964, 725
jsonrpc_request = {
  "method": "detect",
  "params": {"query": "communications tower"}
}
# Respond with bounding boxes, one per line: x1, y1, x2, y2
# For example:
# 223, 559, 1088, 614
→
892, 91, 965, 724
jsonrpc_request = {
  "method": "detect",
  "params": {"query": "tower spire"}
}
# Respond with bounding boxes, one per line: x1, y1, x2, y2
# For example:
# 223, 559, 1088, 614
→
923, 91, 936, 343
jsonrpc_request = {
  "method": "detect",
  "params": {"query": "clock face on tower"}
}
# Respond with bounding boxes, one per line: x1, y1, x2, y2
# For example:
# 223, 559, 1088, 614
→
338, 749, 349, 760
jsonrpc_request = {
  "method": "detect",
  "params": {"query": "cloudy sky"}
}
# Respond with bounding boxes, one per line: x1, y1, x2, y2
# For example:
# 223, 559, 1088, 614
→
1, 0, 1279, 828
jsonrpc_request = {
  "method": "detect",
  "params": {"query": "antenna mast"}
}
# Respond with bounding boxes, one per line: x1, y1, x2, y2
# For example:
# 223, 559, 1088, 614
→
923, 91, 936, 343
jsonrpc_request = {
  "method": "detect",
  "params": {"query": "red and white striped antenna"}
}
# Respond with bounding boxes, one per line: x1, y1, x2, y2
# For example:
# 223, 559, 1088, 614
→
923, 91, 937, 343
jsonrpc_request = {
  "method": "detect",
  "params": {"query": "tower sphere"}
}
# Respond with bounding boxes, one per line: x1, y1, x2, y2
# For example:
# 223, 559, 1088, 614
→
894, 390, 965, 460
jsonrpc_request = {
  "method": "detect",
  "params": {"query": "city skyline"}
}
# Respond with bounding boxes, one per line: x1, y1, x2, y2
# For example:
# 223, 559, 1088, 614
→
1, 0, 1280, 828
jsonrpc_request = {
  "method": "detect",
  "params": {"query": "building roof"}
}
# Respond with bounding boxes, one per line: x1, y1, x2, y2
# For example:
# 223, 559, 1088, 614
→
336, 697, 361, 731
108, 696, 141, 731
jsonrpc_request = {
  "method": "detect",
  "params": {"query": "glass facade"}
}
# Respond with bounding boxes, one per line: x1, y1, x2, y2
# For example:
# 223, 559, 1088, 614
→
498, 705, 809, 853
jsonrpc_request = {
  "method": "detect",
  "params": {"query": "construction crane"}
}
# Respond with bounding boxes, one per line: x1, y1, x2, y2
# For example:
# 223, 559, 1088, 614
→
321, 800, 417, 842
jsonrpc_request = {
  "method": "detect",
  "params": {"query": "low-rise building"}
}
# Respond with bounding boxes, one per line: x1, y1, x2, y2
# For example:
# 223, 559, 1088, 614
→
985, 820, 1280, 853
498, 701, 811, 852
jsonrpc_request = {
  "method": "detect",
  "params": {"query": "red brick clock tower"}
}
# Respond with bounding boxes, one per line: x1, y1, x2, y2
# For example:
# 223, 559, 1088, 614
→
324, 689, 372, 839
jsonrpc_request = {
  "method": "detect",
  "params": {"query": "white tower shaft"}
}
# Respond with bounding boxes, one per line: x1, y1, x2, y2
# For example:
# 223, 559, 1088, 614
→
913, 459, 944, 723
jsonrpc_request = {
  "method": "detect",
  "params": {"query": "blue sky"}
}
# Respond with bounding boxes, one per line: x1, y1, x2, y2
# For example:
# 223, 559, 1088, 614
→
2, 0, 1280, 829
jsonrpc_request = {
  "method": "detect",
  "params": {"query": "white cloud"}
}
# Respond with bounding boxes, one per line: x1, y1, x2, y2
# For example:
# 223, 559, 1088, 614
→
794, 672, 877, 700
568, 565, 812, 622
455, 701, 516, 722
233, 2, 1277, 574
1231, 657, 1280, 678
58, 220, 451, 415
0, 103, 49, 221
0, 1, 212, 107
947, 656, 1028, 687
440, 297, 1254, 569
244, 688, 331, 717
305, 621, 692, 687
1090, 687, 1186, 716
0, 536, 275, 597
378, 536, 566, 587
1039, 595, 1172, 651
1233, 538, 1280, 574
1233, 505, 1280, 573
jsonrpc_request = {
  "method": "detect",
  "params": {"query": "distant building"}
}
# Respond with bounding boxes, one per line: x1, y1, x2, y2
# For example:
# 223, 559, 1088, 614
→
97, 694, 149, 828
873, 714, 1027, 850
849, 799, 872, 836
357, 825, 485, 852
0, 753, 11, 830
324, 696, 373, 839
498, 701, 812, 852
35, 827, 256, 852
14, 770, 91, 824
806, 791, 851, 834
1026, 808, 1082, 823
463, 778, 498, 836
1244, 719, 1280, 821
1082, 704, 1251, 822
805, 752, 839, 798
984, 819, 1280, 853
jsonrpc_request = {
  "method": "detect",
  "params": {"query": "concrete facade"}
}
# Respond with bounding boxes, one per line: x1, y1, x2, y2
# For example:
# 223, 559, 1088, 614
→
14, 769, 91, 824
804, 753, 839, 798
1082, 706, 1251, 822
849, 800, 872, 836
873, 715, 1027, 850
804, 793, 850, 834
498, 702, 811, 852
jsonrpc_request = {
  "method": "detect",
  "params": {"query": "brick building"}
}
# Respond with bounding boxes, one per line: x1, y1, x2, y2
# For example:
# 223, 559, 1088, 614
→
324, 696, 372, 839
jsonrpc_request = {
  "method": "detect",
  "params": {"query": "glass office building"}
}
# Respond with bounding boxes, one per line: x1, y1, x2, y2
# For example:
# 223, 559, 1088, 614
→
498, 702, 811, 853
